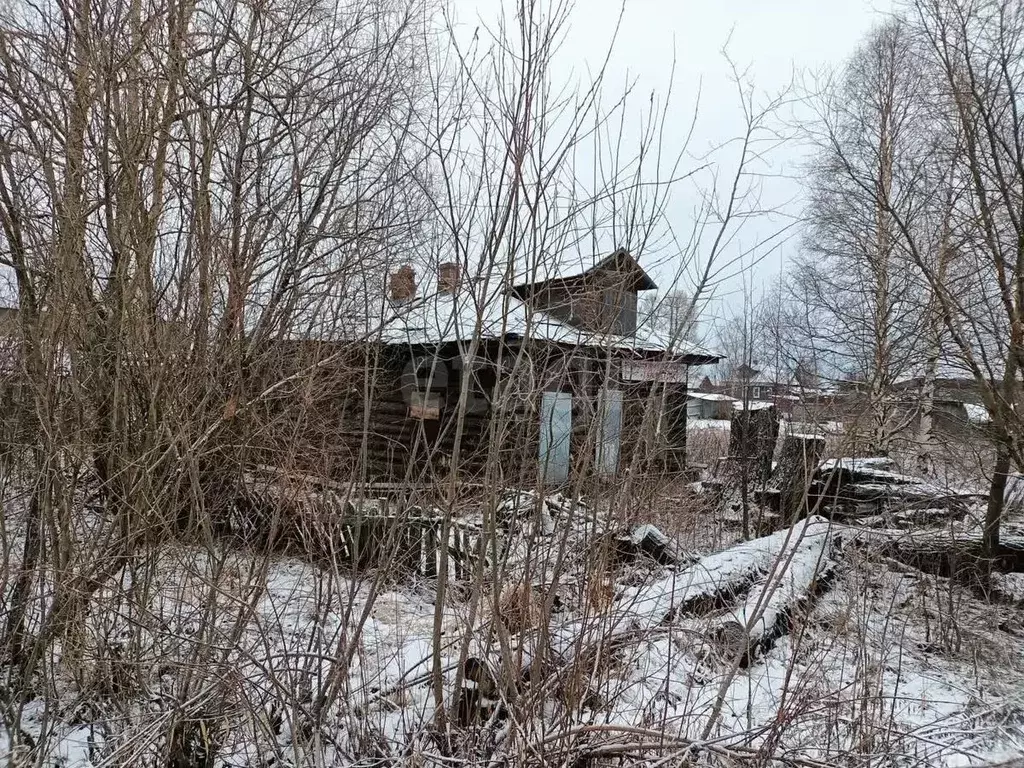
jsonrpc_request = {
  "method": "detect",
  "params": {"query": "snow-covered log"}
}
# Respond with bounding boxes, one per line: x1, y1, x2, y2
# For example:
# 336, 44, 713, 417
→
711, 522, 835, 664
539, 516, 833, 666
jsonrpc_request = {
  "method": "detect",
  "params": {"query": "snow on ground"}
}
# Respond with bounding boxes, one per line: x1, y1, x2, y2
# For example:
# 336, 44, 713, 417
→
0, 546, 466, 767
578, 557, 1024, 765
965, 403, 991, 425
1, 501, 1023, 766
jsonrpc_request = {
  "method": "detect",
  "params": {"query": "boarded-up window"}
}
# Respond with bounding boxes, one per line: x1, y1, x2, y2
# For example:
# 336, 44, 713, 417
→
540, 391, 572, 484
596, 388, 623, 475
410, 390, 441, 420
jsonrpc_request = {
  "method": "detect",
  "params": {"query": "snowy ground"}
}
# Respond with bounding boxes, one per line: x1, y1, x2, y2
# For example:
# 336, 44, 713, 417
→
1, 489, 1023, 766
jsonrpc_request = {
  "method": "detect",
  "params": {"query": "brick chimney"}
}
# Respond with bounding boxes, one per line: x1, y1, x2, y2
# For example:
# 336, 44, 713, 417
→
437, 262, 461, 295
389, 264, 416, 302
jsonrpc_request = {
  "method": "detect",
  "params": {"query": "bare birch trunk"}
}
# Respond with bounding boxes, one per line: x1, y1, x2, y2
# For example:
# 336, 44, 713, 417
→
870, 90, 894, 456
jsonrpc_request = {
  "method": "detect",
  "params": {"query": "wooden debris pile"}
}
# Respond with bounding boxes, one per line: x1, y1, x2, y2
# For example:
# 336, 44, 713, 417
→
613, 523, 691, 567
809, 457, 983, 518
706, 418, 985, 524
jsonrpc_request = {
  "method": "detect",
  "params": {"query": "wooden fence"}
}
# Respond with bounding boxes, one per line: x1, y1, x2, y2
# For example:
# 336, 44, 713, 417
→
240, 468, 490, 578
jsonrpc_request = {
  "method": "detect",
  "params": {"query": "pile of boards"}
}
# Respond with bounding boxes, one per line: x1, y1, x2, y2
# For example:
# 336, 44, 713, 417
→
807, 456, 983, 519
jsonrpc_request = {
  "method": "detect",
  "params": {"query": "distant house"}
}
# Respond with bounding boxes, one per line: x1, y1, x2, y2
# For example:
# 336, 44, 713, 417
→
697, 360, 816, 415
272, 248, 721, 485
799, 361, 993, 436
890, 364, 992, 435
686, 391, 736, 420
891, 366, 985, 405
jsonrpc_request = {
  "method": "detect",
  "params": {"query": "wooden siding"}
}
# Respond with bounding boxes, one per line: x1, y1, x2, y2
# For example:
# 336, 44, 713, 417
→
254, 340, 691, 488
522, 271, 639, 335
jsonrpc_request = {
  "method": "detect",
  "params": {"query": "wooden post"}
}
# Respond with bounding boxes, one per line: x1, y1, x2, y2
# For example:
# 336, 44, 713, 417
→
776, 434, 827, 521
424, 521, 438, 578
663, 383, 688, 472
729, 405, 780, 481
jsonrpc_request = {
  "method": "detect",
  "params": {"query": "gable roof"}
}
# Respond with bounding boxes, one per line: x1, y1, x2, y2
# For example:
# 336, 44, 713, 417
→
729, 362, 792, 385
377, 283, 719, 363
369, 250, 716, 364
509, 247, 658, 296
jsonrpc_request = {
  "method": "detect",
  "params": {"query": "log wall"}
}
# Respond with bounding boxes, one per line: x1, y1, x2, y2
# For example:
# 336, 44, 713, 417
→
250, 340, 691, 489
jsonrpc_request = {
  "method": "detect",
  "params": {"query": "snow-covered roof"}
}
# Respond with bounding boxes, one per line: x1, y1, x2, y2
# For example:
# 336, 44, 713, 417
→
376, 288, 717, 360
687, 392, 735, 402
963, 403, 990, 425
733, 399, 774, 411
894, 360, 976, 385
371, 252, 718, 362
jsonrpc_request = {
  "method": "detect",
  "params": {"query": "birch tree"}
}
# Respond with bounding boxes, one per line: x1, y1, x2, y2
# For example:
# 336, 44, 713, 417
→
899, 0, 1024, 555
797, 18, 930, 454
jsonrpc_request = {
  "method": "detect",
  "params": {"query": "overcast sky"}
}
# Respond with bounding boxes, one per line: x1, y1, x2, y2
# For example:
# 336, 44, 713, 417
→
464, 0, 897, 324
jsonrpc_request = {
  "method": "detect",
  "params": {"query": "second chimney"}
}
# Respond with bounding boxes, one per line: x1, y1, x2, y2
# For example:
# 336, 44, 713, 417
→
437, 262, 461, 295
389, 264, 416, 302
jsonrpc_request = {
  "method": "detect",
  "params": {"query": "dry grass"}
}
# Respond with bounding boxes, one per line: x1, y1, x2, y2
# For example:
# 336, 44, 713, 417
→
496, 582, 544, 635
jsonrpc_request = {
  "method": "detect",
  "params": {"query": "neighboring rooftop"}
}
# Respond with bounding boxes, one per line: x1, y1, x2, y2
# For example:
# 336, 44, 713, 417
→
687, 392, 736, 402
510, 247, 658, 294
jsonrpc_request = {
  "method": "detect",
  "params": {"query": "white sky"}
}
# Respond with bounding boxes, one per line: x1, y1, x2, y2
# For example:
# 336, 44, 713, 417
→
460, 0, 896, 322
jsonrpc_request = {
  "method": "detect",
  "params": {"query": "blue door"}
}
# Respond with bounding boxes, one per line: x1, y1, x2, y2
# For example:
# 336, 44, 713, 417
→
596, 389, 623, 475
540, 391, 572, 484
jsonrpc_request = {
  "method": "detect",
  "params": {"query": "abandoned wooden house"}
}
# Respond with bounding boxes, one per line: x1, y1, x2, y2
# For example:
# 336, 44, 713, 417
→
269, 249, 720, 487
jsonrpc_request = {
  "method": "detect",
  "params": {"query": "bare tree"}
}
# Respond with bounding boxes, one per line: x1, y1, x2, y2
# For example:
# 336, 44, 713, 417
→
897, 0, 1024, 555
0, 0, 434, 753
803, 0, 1024, 555
0, 0, 820, 761
639, 289, 699, 341
796, 18, 931, 454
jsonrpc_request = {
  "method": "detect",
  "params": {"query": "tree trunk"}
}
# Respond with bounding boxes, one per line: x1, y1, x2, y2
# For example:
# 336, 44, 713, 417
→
984, 444, 1010, 558
870, 80, 893, 457
917, 350, 937, 477
919, 197, 954, 477
777, 434, 827, 522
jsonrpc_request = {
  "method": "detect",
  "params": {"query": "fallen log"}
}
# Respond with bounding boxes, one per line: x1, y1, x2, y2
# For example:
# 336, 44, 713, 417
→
536, 516, 834, 669
850, 531, 1024, 577
710, 525, 835, 665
